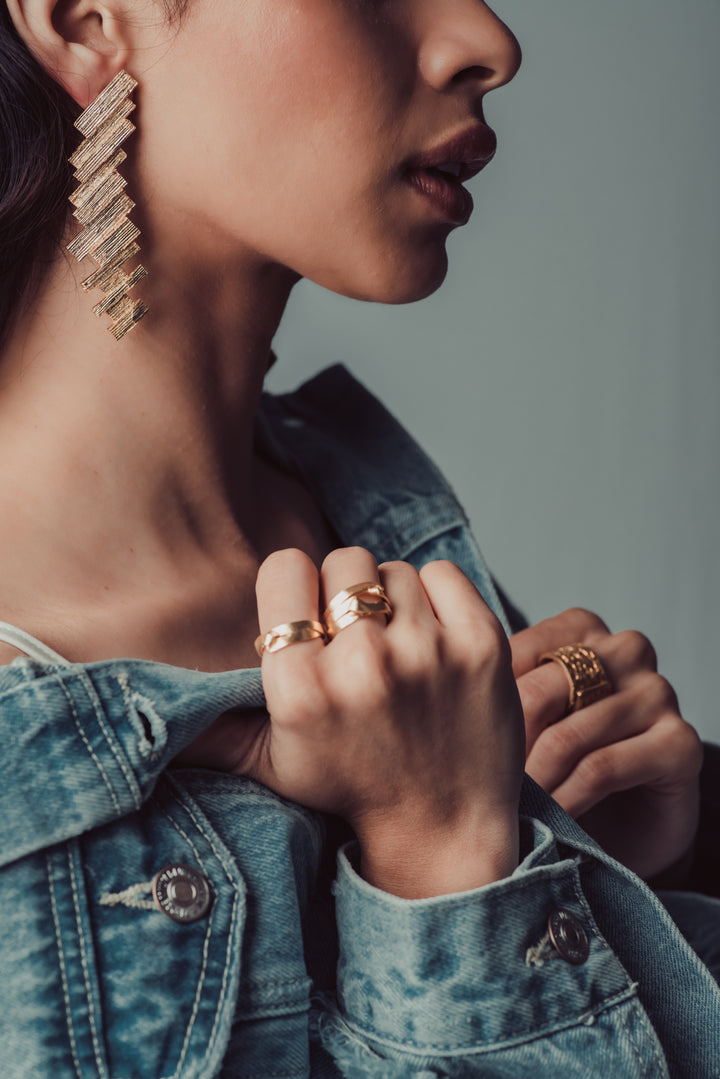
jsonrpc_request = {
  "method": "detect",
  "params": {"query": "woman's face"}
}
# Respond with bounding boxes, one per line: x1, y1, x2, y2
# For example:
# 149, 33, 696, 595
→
140, 0, 521, 303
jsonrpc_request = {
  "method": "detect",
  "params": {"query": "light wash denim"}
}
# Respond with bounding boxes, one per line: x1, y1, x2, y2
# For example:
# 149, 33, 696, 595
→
0, 366, 718, 1078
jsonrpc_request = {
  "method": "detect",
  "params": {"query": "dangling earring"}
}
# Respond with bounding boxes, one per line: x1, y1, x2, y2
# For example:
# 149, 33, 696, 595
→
67, 71, 148, 341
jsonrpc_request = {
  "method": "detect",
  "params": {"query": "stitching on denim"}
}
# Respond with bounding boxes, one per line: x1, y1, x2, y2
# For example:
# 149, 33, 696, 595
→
173, 901, 215, 1079
525, 929, 559, 968
116, 672, 166, 762
168, 782, 244, 884
152, 801, 214, 1079
240, 976, 312, 991
99, 880, 156, 911
162, 791, 240, 1069
46, 853, 83, 1079
628, 994, 669, 1077
54, 675, 123, 816
619, 997, 651, 1078
234, 1000, 311, 1020
339, 983, 640, 1055
226, 1072, 307, 1079
67, 847, 108, 1077
569, 869, 625, 965
75, 667, 140, 803
206, 888, 239, 1064
115, 1071, 305, 1079
152, 792, 206, 868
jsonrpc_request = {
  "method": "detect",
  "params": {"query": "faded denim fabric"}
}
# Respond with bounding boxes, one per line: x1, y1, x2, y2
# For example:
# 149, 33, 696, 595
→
0, 366, 719, 1079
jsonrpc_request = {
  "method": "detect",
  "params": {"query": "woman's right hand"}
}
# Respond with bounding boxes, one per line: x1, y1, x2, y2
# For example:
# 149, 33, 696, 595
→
246, 546, 526, 898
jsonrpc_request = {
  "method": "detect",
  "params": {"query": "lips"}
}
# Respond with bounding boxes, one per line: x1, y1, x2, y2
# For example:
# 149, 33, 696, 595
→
403, 124, 497, 224
407, 125, 498, 179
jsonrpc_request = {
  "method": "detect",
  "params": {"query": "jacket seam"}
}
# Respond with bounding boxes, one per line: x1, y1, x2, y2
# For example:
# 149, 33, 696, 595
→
46, 853, 83, 1079
152, 800, 215, 1079
53, 675, 123, 816
161, 788, 244, 1071
619, 999, 652, 1079
337, 982, 641, 1056
68, 845, 108, 1078
76, 668, 141, 805
626, 997, 669, 1077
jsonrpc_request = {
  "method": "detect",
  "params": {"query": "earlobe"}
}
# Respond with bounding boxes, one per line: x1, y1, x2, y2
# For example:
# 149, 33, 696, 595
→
5, 0, 130, 109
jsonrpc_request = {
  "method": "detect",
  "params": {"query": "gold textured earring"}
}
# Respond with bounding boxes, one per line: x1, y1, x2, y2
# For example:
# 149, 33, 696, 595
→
67, 71, 148, 340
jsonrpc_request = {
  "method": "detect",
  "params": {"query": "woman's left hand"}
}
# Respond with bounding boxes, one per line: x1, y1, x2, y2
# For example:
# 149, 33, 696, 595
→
511, 608, 704, 881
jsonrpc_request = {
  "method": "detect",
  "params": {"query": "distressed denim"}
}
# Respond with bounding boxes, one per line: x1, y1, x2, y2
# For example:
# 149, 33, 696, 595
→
0, 366, 718, 1078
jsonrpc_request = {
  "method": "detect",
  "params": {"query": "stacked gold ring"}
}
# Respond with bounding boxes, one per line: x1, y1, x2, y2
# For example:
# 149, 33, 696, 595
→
255, 619, 326, 658
255, 582, 393, 659
538, 643, 612, 717
323, 581, 392, 640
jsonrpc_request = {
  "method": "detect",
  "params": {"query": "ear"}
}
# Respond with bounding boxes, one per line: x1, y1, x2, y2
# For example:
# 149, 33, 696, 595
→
5, 0, 132, 108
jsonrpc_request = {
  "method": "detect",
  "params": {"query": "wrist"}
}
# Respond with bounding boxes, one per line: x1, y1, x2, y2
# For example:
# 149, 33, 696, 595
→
356, 811, 519, 899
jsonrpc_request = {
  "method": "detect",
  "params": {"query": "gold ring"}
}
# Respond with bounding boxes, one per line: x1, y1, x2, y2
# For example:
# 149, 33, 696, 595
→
538, 643, 612, 717
324, 582, 392, 640
255, 619, 326, 658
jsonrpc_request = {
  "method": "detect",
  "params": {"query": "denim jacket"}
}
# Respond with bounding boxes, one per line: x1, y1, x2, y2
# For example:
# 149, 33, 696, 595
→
0, 366, 718, 1079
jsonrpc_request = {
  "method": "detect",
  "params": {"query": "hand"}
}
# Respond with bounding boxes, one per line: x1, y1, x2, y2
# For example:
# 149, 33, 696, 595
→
511, 608, 704, 881
179, 546, 526, 897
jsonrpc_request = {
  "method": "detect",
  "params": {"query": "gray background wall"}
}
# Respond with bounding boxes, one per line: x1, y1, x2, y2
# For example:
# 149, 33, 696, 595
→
268, 0, 720, 742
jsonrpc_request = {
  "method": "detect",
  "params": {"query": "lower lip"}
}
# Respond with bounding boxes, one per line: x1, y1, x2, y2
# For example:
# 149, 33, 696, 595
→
405, 169, 474, 225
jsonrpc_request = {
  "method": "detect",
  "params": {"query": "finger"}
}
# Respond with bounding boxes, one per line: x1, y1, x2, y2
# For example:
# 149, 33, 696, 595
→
320, 546, 384, 637
522, 645, 673, 757
518, 631, 660, 751
378, 561, 437, 627
549, 717, 703, 819
517, 663, 578, 752
525, 687, 646, 792
510, 608, 609, 677
255, 548, 324, 665
418, 560, 506, 650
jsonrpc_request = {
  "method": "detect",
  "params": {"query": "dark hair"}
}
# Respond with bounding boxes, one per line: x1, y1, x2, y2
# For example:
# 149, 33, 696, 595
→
0, 0, 189, 350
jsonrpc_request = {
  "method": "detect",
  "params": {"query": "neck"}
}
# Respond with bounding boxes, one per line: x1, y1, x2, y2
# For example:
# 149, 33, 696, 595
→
0, 238, 313, 653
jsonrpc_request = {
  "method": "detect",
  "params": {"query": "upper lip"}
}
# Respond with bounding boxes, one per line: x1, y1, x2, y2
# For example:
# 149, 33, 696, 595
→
405, 124, 498, 182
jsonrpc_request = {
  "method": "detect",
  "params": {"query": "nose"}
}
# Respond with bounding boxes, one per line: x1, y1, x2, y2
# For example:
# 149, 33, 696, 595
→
418, 0, 522, 95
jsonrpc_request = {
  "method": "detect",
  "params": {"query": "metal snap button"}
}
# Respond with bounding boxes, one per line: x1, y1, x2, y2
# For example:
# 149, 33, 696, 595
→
547, 908, 590, 965
152, 864, 211, 923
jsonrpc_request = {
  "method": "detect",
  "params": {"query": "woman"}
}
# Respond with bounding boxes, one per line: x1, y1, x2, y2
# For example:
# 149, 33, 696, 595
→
0, 0, 718, 1076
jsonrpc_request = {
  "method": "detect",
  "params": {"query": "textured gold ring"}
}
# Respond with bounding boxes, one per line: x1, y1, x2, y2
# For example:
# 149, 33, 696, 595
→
538, 643, 613, 717
324, 582, 392, 640
255, 620, 326, 658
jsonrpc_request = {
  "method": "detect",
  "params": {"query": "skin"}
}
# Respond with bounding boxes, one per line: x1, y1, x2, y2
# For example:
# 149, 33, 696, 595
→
0, 0, 702, 896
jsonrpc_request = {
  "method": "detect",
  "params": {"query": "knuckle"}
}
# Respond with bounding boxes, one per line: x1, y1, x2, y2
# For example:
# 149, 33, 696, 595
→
561, 607, 610, 635
258, 547, 311, 584
380, 560, 420, 588
321, 545, 372, 574
270, 665, 327, 726
661, 717, 704, 779
644, 673, 679, 712
616, 629, 657, 671
326, 629, 392, 701
576, 749, 615, 797
457, 615, 509, 669
543, 719, 582, 762
394, 624, 444, 680
519, 670, 551, 729
420, 559, 456, 574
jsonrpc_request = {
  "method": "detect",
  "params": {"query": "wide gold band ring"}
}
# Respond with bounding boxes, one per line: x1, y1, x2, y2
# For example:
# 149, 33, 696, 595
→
324, 581, 392, 640
255, 619, 326, 658
538, 643, 612, 717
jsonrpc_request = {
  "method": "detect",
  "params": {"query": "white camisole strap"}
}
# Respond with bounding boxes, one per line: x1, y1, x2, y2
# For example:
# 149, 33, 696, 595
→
0, 621, 71, 666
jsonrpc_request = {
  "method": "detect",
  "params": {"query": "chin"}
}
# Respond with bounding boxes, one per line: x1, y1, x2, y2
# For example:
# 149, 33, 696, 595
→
330, 244, 450, 306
